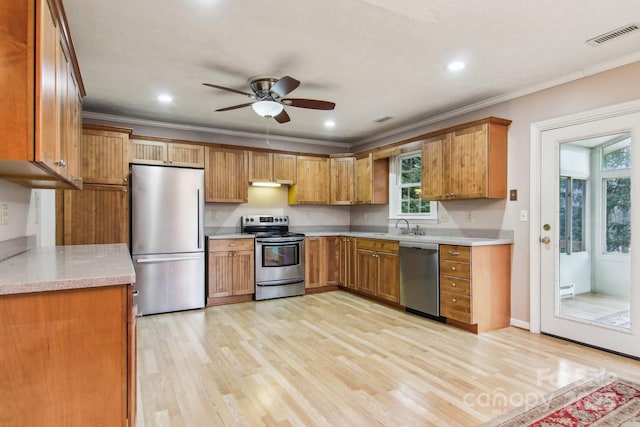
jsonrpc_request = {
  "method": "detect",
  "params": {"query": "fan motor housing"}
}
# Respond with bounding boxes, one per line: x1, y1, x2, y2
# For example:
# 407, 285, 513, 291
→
249, 77, 278, 99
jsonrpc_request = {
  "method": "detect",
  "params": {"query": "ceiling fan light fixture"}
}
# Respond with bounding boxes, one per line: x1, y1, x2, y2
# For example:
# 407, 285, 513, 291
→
251, 100, 284, 118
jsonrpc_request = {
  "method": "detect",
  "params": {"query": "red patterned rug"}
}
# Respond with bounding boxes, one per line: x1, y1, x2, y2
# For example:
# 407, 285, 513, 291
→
484, 374, 640, 426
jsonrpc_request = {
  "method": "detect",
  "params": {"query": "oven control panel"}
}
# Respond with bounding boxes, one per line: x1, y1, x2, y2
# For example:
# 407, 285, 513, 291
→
241, 215, 289, 226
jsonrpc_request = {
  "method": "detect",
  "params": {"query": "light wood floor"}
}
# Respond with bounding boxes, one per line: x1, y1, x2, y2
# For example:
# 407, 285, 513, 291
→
135, 291, 640, 427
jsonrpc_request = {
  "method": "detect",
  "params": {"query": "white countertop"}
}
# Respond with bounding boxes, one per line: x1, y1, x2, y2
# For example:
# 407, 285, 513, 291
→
207, 232, 512, 246
0, 244, 135, 296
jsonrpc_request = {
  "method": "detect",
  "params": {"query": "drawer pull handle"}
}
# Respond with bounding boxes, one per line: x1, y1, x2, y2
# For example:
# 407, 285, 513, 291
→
448, 251, 460, 256
452, 298, 457, 303
451, 266, 457, 271
228, 243, 237, 247
451, 283, 457, 287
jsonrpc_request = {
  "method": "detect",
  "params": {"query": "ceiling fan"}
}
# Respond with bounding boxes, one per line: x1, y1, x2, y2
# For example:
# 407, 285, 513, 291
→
202, 75, 335, 124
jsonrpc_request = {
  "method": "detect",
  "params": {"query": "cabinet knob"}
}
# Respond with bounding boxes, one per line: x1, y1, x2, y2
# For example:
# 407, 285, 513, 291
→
451, 282, 457, 287
55, 159, 67, 168
123, 177, 128, 182
73, 177, 83, 182
123, 188, 128, 193
452, 298, 457, 303
451, 266, 456, 271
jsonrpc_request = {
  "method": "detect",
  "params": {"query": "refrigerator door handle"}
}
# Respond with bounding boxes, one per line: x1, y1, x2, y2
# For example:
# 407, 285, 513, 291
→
197, 188, 202, 250
136, 256, 202, 263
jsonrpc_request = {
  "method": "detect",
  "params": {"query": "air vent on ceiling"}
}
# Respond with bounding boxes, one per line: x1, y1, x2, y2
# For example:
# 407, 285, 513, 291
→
586, 23, 639, 46
374, 116, 393, 123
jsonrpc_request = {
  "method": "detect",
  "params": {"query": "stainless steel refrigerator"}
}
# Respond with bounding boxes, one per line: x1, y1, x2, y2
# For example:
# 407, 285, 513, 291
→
130, 164, 205, 315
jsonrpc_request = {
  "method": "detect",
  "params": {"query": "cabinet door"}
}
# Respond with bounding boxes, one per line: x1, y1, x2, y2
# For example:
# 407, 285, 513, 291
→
355, 156, 372, 204
339, 237, 357, 289
289, 156, 329, 204
207, 252, 233, 298
205, 147, 248, 203
376, 252, 399, 303
449, 124, 488, 199
421, 134, 448, 201
330, 157, 354, 205
232, 251, 255, 295
61, 184, 129, 245
129, 139, 167, 165
273, 153, 296, 184
168, 143, 204, 168
82, 129, 130, 185
37, 0, 60, 172
67, 72, 83, 186
248, 151, 273, 182
325, 236, 341, 285
55, 36, 70, 180
355, 249, 377, 295
305, 237, 324, 288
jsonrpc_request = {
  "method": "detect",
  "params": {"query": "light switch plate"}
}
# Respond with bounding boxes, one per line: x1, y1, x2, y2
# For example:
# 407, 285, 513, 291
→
520, 210, 528, 222
1, 203, 8, 225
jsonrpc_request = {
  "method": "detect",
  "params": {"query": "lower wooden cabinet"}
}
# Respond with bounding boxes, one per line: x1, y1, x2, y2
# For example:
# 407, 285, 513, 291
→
439, 244, 511, 333
207, 238, 255, 305
355, 238, 400, 303
305, 236, 340, 290
56, 184, 129, 246
0, 284, 136, 426
339, 237, 357, 289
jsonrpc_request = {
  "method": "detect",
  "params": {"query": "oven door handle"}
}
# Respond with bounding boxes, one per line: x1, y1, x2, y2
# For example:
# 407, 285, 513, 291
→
256, 278, 305, 287
256, 237, 304, 243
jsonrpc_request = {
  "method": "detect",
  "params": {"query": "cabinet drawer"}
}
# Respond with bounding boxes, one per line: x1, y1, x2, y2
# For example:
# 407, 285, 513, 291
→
440, 260, 471, 279
209, 239, 254, 252
440, 245, 471, 262
356, 238, 399, 254
440, 291, 471, 323
440, 276, 471, 296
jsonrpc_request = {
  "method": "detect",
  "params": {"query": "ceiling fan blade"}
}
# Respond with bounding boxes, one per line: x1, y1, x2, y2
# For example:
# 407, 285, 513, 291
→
202, 83, 255, 98
274, 109, 290, 123
270, 76, 300, 98
215, 102, 254, 112
282, 98, 336, 110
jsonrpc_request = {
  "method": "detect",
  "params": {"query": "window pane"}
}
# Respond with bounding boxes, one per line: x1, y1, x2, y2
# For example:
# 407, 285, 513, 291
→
400, 156, 422, 184
559, 177, 568, 253
602, 145, 631, 171
571, 179, 585, 252
605, 177, 631, 253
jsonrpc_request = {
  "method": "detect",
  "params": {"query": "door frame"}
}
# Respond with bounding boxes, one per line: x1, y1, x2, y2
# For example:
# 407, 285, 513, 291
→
529, 99, 640, 333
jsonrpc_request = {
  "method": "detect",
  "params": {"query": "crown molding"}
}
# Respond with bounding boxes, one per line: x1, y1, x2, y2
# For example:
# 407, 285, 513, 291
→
353, 52, 640, 148
82, 112, 351, 149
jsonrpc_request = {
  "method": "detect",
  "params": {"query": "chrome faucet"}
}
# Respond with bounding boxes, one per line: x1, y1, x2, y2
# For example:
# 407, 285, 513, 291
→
395, 218, 410, 234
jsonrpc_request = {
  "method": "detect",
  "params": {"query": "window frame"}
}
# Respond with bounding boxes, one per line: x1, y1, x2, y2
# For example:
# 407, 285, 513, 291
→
388, 150, 438, 220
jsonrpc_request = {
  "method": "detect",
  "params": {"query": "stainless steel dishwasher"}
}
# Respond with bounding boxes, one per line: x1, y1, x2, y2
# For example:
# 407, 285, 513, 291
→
400, 241, 441, 318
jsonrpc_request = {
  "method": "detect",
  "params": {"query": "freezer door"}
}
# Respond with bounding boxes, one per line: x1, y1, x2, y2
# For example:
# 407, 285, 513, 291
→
132, 253, 205, 315
131, 165, 204, 255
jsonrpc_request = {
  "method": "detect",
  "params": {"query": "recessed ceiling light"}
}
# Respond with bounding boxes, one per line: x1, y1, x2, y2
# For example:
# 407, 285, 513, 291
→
324, 120, 336, 128
157, 94, 173, 103
447, 61, 466, 72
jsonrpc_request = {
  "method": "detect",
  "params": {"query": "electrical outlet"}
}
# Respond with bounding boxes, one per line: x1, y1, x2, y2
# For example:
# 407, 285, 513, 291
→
210, 211, 218, 221
1, 203, 8, 226
520, 210, 529, 222
439, 212, 449, 222
466, 211, 473, 223
305, 211, 311, 218
363, 213, 368, 224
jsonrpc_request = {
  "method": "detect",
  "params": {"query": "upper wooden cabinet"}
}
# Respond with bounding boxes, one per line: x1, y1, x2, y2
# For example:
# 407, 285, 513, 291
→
130, 139, 205, 168
355, 154, 389, 204
330, 157, 355, 205
0, 0, 84, 189
82, 127, 131, 185
421, 119, 510, 200
288, 156, 330, 205
205, 146, 248, 203
249, 151, 296, 184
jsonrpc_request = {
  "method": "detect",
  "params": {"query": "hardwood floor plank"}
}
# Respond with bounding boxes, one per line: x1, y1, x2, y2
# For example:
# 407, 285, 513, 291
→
135, 291, 640, 426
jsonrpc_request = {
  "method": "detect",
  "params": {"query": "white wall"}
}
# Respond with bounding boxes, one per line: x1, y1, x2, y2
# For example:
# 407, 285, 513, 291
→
0, 180, 55, 247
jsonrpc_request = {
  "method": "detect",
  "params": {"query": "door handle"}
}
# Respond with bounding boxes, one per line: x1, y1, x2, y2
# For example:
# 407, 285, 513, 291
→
540, 236, 551, 245
136, 257, 201, 263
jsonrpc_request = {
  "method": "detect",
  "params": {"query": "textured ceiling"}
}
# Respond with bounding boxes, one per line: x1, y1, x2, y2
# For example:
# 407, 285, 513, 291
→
64, 0, 640, 144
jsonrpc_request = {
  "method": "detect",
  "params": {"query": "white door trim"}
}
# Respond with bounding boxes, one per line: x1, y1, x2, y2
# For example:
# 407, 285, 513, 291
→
529, 99, 640, 334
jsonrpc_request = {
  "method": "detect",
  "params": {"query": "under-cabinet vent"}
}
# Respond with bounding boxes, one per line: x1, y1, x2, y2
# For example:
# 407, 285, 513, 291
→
586, 23, 639, 46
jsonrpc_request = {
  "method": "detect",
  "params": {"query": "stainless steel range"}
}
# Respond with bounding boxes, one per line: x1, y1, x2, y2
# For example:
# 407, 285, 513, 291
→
241, 215, 305, 300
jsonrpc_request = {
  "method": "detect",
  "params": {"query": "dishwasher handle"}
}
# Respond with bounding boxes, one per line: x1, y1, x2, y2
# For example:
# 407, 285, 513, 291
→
399, 241, 439, 251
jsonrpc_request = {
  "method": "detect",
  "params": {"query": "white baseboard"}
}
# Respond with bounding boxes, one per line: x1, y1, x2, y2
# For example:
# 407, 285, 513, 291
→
510, 318, 531, 330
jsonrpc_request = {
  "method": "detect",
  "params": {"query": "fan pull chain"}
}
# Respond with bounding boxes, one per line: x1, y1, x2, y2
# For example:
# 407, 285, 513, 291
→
265, 120, 271, 146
